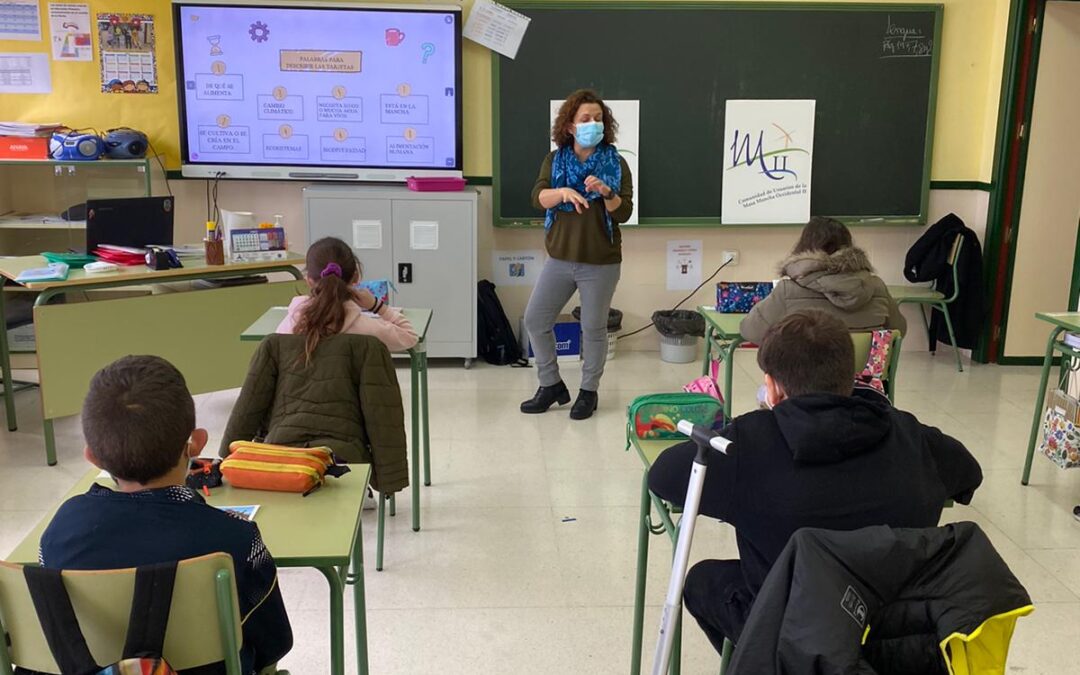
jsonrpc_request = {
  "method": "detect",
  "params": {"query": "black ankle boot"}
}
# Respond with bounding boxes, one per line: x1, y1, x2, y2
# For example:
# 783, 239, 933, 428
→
520, 381, 571, 414
570, 389, 598, 420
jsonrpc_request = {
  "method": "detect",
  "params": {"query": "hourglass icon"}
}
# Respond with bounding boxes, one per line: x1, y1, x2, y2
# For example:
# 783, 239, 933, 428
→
207, 35, 223, 56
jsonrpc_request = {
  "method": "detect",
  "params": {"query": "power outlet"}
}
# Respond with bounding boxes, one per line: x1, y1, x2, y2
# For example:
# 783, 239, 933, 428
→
722, 250, 739, 266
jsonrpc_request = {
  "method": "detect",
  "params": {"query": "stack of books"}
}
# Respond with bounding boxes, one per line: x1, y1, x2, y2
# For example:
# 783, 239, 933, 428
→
0, 121, 64, 160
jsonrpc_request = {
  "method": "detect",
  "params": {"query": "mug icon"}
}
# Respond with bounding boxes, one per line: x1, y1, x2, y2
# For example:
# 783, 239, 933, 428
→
385, 28, 405, 47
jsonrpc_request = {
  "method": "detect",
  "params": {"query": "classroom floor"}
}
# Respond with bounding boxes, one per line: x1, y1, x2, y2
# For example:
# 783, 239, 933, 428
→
1, 349, 1079, 673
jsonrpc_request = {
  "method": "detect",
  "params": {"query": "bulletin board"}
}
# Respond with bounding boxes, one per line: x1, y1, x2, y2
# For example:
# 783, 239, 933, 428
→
0, 0, 181, 166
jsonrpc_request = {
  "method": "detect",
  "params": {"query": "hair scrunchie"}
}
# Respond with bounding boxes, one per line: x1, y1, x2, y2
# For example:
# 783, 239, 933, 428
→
320, 262, 343, 279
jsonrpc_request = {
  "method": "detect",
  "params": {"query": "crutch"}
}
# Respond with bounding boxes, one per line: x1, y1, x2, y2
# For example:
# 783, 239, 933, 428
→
651, 419, 734, 675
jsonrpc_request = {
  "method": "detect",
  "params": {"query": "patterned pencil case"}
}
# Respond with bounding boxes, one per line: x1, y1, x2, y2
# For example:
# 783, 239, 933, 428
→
716, 281, 774, 313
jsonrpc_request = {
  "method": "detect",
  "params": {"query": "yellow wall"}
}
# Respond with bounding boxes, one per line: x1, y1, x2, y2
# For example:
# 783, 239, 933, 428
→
0, 0, 1010, 181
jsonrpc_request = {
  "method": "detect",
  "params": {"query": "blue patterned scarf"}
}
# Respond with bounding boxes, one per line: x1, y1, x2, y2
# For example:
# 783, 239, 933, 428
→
545, 143, 622, 241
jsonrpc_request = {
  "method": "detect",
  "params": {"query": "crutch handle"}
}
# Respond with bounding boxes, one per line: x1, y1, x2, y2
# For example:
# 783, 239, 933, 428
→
677, 419, 733, 454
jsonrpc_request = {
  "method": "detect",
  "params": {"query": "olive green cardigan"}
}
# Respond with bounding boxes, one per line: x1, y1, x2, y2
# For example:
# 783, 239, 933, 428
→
220, 333, 408, 493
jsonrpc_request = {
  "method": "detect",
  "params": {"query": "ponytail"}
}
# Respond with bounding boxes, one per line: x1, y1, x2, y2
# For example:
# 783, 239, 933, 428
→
294, 238, 362, 365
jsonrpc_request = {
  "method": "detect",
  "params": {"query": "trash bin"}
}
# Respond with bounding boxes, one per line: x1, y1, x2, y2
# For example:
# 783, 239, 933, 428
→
573, 306, 623, 360
652, 310, 705, 364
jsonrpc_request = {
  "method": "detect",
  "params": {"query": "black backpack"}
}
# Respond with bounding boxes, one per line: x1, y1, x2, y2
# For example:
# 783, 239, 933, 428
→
477, 279, 528, 367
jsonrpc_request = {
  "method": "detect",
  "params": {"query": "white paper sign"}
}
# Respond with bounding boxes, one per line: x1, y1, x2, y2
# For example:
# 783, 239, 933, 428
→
721, 100, 816, 224
0, 0, 41, 41
549, 99, 640, 226
409, 220, 439, 250
492, 249, 544, 286
48, 4, 92, 62
463, 0, 531, 59
352, 219, 382, 250
0, 52, 51, 94
666, 240, 702, 291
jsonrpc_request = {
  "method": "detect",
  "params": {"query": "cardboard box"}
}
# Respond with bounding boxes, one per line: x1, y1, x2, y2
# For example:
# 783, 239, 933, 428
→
520, 314, 581, 363
0, 136, 49, 160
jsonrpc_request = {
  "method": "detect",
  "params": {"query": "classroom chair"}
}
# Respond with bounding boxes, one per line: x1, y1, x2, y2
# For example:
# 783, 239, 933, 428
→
851, 330, 903, 404
888, 235, 965, 372
0, 553, 288, 675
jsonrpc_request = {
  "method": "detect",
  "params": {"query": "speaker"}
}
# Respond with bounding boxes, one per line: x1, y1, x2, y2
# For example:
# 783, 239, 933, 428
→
49, 132, 105, 161
104, 128, 149, 159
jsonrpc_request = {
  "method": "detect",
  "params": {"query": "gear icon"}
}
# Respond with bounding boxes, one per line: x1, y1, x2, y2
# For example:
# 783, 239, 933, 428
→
248, 21, 269, 43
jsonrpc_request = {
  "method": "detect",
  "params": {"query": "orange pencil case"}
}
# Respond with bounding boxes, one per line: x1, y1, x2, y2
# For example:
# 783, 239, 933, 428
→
220, 441, 335, 494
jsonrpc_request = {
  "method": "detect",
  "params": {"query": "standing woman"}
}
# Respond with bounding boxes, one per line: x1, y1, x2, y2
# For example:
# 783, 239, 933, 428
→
520, 89, 634, 420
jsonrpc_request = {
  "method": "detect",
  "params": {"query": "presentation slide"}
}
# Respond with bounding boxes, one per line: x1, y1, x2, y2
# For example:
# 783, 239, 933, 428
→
175, 4, 459, 170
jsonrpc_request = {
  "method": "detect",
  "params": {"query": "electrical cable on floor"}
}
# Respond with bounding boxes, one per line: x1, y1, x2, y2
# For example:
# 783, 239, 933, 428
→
616, 257, 736, 340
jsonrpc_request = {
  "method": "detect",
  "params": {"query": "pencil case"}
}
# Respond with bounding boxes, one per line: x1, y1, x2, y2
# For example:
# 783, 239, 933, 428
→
221, 441, 335, 494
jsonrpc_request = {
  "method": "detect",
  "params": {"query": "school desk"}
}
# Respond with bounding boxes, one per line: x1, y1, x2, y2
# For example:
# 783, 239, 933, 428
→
698, 307, 746, 422
6, 464, 373, 675
0, 255, 305, 466
1022, 312, 1080, 485
242, 307, 434, 543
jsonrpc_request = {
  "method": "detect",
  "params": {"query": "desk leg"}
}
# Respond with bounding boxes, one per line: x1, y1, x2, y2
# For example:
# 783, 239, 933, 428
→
410, 351, 421, 532
631, 472, 650, 675
44, 418, 57, 466
701, 326, 714, 377
376, 493, 386, 572
0, 287, 16, 432
723, 341, 737, 423
421, 350, 431, 487
316, 566, 345, 675
1023, 327, 1064, 485
351, 525, 370, 675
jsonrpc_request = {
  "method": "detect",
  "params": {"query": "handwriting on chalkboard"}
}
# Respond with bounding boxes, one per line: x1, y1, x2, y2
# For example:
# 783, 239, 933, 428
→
881, 15, 933, 59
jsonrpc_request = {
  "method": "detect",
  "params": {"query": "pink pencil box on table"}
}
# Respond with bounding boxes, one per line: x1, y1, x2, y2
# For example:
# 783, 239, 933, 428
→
407, 176, 466, 192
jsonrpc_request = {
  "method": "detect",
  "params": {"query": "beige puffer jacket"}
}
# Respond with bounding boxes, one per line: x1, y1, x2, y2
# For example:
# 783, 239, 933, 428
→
738, 247, 906, 345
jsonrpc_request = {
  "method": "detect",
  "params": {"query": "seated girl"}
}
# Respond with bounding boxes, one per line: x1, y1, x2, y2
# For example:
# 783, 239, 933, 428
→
277, 236, 418, 352
739, 217, 906, 344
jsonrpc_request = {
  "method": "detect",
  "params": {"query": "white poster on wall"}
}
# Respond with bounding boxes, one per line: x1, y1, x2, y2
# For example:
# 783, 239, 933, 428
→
666, 240, 702, 291
721, 99, 815, 225
492, 249, 544, 286
549, 99, 639, 225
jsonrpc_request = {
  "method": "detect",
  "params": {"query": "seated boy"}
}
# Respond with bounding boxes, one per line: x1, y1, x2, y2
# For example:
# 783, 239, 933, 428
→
648, 310, 982, 653
38, 355, 292, 675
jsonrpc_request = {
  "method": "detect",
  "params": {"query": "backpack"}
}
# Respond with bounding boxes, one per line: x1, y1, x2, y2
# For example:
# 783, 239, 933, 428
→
20, 562, 182, 675
476, 279, 528, 367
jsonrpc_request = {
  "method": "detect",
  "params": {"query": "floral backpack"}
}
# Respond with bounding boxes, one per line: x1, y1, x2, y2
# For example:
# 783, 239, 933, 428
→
856, 329, 895, 395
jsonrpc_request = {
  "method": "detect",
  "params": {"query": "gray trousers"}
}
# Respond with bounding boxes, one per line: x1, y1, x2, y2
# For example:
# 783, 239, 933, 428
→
524, 258, 620, 392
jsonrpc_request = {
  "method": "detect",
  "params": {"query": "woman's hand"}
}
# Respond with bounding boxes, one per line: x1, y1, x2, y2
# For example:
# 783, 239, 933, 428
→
355, 288, 378, 311
560, 187, 590, 214
584, 175, 612, 198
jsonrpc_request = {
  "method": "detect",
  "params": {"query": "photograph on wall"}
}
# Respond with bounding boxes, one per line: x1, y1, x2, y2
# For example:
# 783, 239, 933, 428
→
97, 12, 157, 93
721, 99, 815, 224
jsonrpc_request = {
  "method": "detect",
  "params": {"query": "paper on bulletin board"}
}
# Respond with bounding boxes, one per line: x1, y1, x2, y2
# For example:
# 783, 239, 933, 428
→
0, 0, 41, 41
549, 99, 640, 225
492, 249, 544, 286
410, 221, 439, 250
721, 99, 815, 224
0, 52, 51, 94
666, 240, 702, 291
97, 12, 157, 93
463, 0, 531, 59
49, 4, 92, 62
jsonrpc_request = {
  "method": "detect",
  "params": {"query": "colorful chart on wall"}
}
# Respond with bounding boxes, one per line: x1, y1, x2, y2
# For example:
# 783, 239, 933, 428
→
97, 12, 157, 93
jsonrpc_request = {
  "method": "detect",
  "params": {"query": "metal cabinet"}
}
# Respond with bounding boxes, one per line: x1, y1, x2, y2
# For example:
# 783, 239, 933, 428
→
303, 185, 477, 362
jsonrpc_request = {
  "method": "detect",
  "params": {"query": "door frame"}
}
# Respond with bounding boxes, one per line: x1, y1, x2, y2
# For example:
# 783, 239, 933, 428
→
983, 0, 1080, 364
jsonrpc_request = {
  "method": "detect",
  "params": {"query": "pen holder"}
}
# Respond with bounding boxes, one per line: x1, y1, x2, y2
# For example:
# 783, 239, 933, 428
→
204, 238, 225, 265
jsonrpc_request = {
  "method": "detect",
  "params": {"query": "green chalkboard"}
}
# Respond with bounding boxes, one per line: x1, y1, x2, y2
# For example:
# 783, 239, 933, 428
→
493, 2, 942, 227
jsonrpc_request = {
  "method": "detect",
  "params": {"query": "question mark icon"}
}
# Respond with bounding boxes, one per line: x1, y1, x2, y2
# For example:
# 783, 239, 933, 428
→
420, 42, 435, 64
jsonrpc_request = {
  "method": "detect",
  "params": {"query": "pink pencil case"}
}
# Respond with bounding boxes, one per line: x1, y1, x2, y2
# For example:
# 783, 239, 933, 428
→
407, 176, 466, 192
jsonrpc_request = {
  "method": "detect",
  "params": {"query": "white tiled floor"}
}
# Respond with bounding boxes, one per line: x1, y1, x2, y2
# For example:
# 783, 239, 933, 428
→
2, 350, 1079, 673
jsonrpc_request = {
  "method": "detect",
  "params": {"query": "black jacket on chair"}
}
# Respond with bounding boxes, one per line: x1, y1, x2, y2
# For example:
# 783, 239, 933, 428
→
903, 213, 986, 350
728, 523, 1033, 675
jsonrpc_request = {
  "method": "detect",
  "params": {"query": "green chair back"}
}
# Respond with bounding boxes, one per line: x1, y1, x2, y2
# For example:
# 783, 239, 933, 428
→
0, 552, 244, 675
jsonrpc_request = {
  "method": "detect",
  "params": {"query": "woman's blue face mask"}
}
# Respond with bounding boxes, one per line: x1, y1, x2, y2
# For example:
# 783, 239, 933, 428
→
574, 121, 604, 148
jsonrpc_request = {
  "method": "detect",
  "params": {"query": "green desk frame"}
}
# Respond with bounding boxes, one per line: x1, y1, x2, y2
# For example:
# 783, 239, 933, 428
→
698, 307, 746, 423
6, 466, 373, 675
0, 256, 306, 466
242, 307, 434, 571
1022, 312, 1080, 485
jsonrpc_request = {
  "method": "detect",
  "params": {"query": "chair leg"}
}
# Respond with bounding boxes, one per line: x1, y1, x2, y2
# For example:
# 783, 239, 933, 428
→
719, 638, 734, 675
918, 303, 934, 355
936, 302, 964, 372
376, 493, 386, 572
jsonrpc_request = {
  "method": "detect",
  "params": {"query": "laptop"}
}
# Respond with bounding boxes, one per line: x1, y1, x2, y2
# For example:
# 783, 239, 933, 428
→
85, 196, 174, 253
